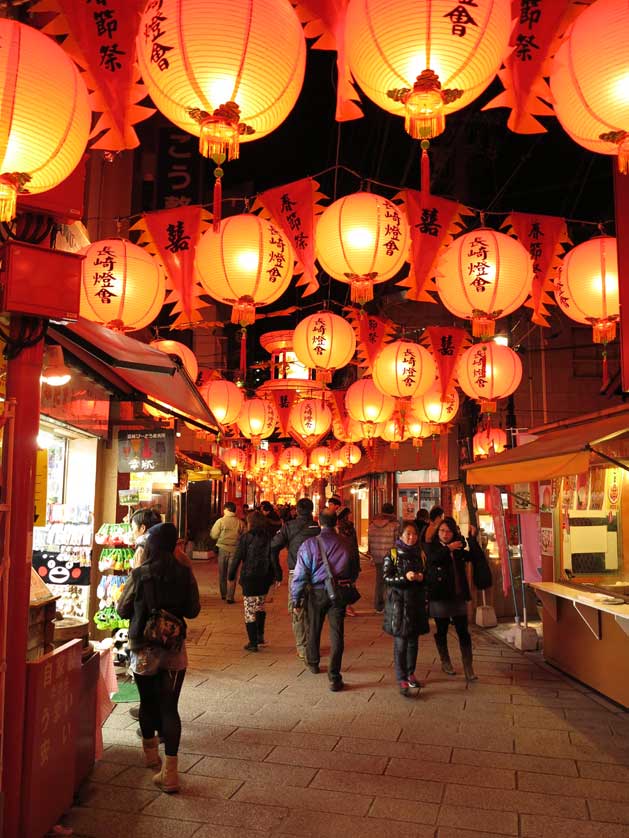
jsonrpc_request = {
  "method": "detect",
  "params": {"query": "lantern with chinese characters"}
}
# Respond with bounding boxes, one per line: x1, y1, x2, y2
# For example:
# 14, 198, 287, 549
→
555, 237, 619, 344
457, 342, 522, 412
372, 340, 437, 400
473, 425, 507, 458
199, 379, 244, 426
345, 0, 512, 140
380, 418, 410, 450
224, 446, 247, 472
315, 192, 409, 303
411, 382, 460, 425
550, 0, 629, 172
136, 0, 306, 224
196, 214, 294, 325
289, 398, 332, 440
0, 19, 91, 222
236, 398, 277, 445
338, 418, 384, 444
293, 311, 356, 382
406, 414, 434, 448
345, 377, 396, 425
254, 449, 275, 471
436, 229, 533, 338
310, 446, 332, 469
79, 239, 166, 331
150, 340, 199, 382
279, 446, 306, 470
339, 443, 362, 466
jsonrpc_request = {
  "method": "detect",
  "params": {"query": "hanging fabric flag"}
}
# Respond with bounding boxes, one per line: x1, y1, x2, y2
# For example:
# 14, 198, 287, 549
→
270, 388, 300, 437
256, 178, 326, 297
33, 0, 153, 151
502, 212, 570, 327
131, 206, 211, 328
483, 0, 586, 134
346, 309, 396, 375
421, 327, 471, 398
327, 389, 349, 439
488, 486, 511, 598
293, 0, 362, 121
397, 189, 470, 302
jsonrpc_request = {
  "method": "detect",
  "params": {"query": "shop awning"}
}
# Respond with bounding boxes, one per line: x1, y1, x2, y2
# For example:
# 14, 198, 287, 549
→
49, 318, 218, 431
464, 410, 629, 485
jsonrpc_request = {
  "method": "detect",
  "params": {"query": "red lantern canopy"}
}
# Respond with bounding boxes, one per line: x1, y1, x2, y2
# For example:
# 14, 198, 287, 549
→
150, 340, 199, 382
236, 398, 277, 445
224, 446, 247, 472
289, 398, 332, 440
372, 340, 437, 400
199, 379, 244, 426
293, 311, 356, 382
436, 229, 533, 338
0, 19, 91, 221
457, 342, 522, 413
315, 192, 409, 303
345, 378, 395, 424
345, 0, 512, 140
79, 239, 166, 331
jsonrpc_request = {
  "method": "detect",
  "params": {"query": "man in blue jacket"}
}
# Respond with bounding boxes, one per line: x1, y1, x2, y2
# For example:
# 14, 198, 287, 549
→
291, 510, 357, 692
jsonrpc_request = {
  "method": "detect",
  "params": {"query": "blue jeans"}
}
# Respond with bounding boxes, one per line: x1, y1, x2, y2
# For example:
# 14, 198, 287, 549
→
393, 635, 419, 681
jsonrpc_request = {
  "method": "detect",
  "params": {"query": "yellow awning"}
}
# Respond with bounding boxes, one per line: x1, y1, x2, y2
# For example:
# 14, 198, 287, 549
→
464, 411, 629, 486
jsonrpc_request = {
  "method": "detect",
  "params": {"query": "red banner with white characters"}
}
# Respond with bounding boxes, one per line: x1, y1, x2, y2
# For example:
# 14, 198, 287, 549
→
422, 327, 470, 398
35, 0, 153, 150
347, 309, 395, 374
270, 388, 300, 437
260, 178, 323, 297
399, 190, 469, 303
483, 0, 587, 134
488, 486, 511, 597
504, 212, 569, 327
132, 206, 210, 328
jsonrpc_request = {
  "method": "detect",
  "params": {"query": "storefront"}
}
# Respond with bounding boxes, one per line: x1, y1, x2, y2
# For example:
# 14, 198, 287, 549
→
464, 405, 629, 708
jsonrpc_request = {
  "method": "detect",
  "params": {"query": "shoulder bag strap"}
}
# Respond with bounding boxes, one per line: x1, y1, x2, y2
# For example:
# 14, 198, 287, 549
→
316, 536, 335, 583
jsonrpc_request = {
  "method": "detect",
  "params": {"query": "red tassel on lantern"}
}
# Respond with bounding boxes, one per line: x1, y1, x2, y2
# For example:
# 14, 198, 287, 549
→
213, 168, 223, 232
239, 328, 247, 378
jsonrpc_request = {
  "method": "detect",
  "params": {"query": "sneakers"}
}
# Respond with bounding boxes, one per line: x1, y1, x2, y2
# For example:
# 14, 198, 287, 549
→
399, 680, 410, 696
407, 675, 422, 689
345, 606, 357, 617
329, 678, 344, 692
308, 664, 320, 674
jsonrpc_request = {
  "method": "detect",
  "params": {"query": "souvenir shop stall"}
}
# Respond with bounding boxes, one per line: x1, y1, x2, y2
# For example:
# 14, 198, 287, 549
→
465, 405, 629, 708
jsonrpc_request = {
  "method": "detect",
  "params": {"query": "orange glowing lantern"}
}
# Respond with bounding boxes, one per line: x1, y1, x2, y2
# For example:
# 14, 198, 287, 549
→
380, 418, 410, 449
372, 340, 437, 400
473, 425, 507, 458
345, 377, 396, 425
457, 342, 522, 413
345, 0, 512, 140
224, 446, 247, 472
254, 449, 275, 471
80, 239, 166, 331
199, 379, 244, 426
293, 311, 356, 382
436, 229, 533, 338
196, 214, 294, 325
555, 237, 619, 344
150, 340, 199, 382
0, 20, 91, 222
550, 0, 629, 173
315, 192, 409, 303
406, 414, 434, 448
236, 398, 277, 445
310, 446, 332, 469
279, 446, 306, 470
411, 382, 460, 425
339, 443, 362, 466
289, 398, 332, 440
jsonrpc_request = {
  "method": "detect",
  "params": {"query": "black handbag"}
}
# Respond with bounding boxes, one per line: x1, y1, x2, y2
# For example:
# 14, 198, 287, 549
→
471, 541, 493, 590
141, 566, 186, 651
317, 537, 361, 608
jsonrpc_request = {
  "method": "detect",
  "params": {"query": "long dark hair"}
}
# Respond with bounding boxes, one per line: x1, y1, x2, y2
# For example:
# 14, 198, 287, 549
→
247, 510, 269, 535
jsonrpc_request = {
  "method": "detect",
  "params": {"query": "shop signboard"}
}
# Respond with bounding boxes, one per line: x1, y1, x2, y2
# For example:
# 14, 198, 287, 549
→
21, 639, 82, 838
32, 550, 91, 586
118, 430, 175, 473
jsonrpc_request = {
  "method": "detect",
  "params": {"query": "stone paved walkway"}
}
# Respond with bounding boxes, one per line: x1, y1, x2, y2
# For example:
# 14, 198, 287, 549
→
64, 559, 629, 838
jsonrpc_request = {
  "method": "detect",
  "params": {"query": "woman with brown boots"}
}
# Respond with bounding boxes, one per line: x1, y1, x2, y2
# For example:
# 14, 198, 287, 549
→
424, 517, 484, 682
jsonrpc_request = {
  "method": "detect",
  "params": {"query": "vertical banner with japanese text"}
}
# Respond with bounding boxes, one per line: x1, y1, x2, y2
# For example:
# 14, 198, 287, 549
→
422, 326, 470, 397
347, 310, 396, 374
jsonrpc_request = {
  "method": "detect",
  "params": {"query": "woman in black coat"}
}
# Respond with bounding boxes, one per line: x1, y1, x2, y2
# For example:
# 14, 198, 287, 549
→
229, 511, 282, 651
424, 516, 484, 681
383, 521, 429, 696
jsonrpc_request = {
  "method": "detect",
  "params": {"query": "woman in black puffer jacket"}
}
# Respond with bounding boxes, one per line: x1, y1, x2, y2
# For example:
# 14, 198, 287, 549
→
383, 521, 429, 696
424, 516, 485, 681
229, 511, 282, 652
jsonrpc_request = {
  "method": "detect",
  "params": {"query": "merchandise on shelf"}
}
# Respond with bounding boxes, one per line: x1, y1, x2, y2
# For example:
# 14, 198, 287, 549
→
93, 522, 134, 632
95, 522, 132, 546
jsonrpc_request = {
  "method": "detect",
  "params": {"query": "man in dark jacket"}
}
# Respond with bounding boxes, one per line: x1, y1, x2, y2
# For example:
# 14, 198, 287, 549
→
271, 497, 320, 659
368, 502, 399, 612
291, 510, 356, 692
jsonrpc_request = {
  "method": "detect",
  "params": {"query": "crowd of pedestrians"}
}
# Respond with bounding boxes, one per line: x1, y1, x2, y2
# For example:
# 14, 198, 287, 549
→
116, 495, 487, 793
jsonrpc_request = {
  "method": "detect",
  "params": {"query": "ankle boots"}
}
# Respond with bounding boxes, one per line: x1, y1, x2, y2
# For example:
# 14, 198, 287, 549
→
434, 635, 456, 676
461, 642, 478, 681
153, 754, 179, 793
256, 610, 267, 645
244, 621, 258, 651
142, 736, 162, 769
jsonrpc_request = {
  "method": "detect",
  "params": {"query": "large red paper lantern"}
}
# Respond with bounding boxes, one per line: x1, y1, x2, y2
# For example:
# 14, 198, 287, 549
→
555, 237, 619, 344
254, 449, 275, 471
137, 0, 305, 162
380, 418, 410, 449
315, 192, 409, 303
79, 239, 166, 331
436, 229, 533, 338
236, 398, 277, 445
406, 414, 434, 448
196, 214, 294, 325
293, 311, 356, 382
550, 0, 629, 172
457, 342, 522, 412
345, 0, 512, 140
150, 340, 199, 382
339, 443, 362, 466
345, 378, 395, 424
310, 446, 332, 469
199, 379, 244, 426
0, 20, 91, 221
372, 340, 437, 400
411, 382, 460, 425
279, 446, 306, 470
224, 446, 247, 472
473, 425, 507, 458
289, 399, 332, 440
